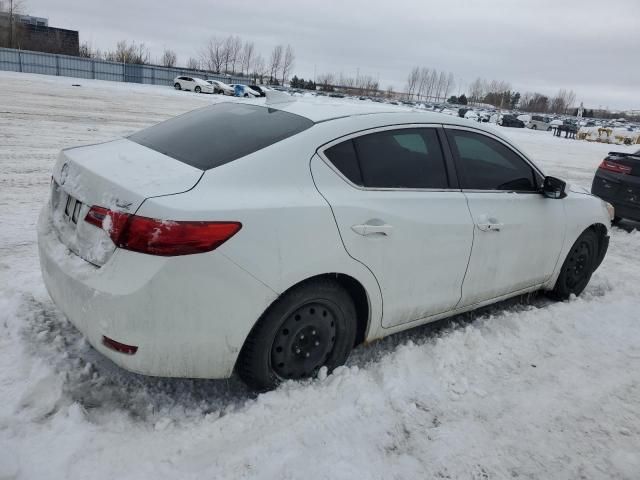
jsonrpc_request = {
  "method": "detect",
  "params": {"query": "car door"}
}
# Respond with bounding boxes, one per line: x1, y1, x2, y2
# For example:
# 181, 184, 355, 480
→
183, 77, 194, 90
444, 127, 566, 307
311, 126, 474, 328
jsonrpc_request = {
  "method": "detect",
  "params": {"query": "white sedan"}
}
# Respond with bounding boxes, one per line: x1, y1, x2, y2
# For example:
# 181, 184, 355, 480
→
173, 76, 213, 94
206, 80, 234, 95
38, 98, 612, 390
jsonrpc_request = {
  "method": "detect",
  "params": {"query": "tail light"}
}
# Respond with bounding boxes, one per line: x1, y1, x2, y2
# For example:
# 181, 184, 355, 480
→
102, 336, 138, 355
85, 206, 241, 256
599, 159, 632, 175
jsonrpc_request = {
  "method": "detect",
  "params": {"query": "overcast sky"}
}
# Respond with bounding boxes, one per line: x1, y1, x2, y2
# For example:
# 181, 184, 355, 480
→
27, 0, 640, 110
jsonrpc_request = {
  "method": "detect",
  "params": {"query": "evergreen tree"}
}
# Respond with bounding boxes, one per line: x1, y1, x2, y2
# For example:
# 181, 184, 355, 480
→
447, 95, 458, 104
458, 94, 468, 105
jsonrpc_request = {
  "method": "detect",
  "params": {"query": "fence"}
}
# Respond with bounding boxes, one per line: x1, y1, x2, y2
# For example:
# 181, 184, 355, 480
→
0, 47, 248, 86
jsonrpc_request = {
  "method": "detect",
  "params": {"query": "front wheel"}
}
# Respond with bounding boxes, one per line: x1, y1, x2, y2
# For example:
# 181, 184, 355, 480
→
195, 86, 201, 93
551, 229, 599, 299
236, 279, 357, 391
174, 83, 181, 90
532, 125, 537, 130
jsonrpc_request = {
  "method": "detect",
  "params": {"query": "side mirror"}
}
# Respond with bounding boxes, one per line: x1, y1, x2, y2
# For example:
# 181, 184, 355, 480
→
542, 176, 567, 199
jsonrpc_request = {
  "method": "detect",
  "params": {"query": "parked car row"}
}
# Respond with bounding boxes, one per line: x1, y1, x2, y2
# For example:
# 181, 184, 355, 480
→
173, 76, 270, 98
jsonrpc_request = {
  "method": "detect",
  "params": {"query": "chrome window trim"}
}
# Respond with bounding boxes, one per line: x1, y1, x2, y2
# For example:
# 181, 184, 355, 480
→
316, 123, 460, 193
442, 124, 546, 194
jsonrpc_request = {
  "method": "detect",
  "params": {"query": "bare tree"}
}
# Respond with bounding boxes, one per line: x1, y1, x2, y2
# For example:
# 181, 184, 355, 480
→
520, 92, 550, 113
0, 0, 27, 48
415, 67, 430, 99
405, 66, 420, 100
434, 71, 448, 101
316, 72, 335, 91
280, 44, 295, 84
268, 44, 283, 84
425, 69, 438, 100
385, 85, 394, 99
251, 54, 267, 83
550, 89, 576, 114
443, 72, 455, 100
161, 49, 177, 68
201, 37, 224, 73
104, 40, 150, 64
186, 57, 200, 70
78, 41, 101, 59
221, 36, 233, 73
226, 35, 242, 74
468, 77, 486, 105
241, 41, 255, 76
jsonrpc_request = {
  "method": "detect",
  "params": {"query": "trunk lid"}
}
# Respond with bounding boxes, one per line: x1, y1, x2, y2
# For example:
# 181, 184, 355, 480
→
49, 139, 203, 265
607, 151, 640, 176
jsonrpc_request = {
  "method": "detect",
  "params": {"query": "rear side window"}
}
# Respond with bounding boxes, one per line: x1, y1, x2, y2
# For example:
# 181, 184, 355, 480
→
129, 103, 313, 170
447, 129, 538, 191
324, 128, 448, 189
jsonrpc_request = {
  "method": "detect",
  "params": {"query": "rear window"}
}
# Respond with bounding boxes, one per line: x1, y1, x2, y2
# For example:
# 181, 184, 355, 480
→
129, 103, 313, 170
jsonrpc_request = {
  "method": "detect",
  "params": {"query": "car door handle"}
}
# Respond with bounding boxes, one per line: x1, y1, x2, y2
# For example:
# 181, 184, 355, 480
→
351, 223, 393, 236
477, 222, 503, 232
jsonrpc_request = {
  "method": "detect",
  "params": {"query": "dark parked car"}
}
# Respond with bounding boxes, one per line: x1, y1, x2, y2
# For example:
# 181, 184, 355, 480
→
591, 149, 640, 222
500, 114, 525, 128
248, 85, 267, 97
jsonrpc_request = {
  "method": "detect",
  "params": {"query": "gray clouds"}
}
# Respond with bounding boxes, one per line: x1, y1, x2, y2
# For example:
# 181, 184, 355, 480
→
28, 0, 640, 109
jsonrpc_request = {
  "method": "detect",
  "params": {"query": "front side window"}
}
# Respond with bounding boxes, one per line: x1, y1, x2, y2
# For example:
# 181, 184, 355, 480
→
447, 129, 539, 191
324, 128, 448, 189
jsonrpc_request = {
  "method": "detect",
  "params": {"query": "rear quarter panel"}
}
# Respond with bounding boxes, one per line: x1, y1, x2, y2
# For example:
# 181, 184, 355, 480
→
135, 125, 385, 341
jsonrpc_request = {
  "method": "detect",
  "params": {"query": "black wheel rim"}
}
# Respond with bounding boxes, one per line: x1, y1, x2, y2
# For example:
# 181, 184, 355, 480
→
271, 301, 338, 380
565, 240, 593, 289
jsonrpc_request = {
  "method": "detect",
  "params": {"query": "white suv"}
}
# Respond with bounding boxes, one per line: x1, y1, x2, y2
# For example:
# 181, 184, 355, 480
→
527, 115, 552, 131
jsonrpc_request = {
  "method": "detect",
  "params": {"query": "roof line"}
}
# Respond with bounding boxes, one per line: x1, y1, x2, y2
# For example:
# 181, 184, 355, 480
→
313, 110, 400, 124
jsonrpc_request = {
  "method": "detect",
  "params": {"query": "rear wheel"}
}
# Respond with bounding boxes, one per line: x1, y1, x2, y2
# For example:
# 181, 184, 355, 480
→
195, 86, 201, 93
551, 229, 599, 299
532, 125, 537, 130
236, 279, 357, 391
174, 83, 181, 90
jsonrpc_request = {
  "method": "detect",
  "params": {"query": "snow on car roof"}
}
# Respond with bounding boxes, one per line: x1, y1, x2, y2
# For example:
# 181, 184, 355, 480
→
238, 96, 491, 129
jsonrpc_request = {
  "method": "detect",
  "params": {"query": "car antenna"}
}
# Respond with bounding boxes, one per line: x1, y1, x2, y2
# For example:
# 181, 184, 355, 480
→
265, 90, 295, 106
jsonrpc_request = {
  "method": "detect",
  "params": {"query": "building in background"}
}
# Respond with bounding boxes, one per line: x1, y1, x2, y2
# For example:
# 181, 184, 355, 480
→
0, 12, 79, 56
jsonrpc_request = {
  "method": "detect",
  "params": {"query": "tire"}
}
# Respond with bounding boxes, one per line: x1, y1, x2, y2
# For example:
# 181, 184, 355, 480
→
532, 125, 537, 130
244, 93, 249, 97
236, 279, 357, 391
547, 127, 552, 132
612, 216, 622, 225
195, 86, 201, 93
550, 229, 599, 300
174, 83, 181, 90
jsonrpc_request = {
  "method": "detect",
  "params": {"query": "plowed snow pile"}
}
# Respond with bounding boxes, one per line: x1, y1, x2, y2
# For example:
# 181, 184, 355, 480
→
1, 72, 639, 480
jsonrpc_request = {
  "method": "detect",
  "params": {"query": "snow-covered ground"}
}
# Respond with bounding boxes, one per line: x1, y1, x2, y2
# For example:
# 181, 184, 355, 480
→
1, 72, 639, 480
